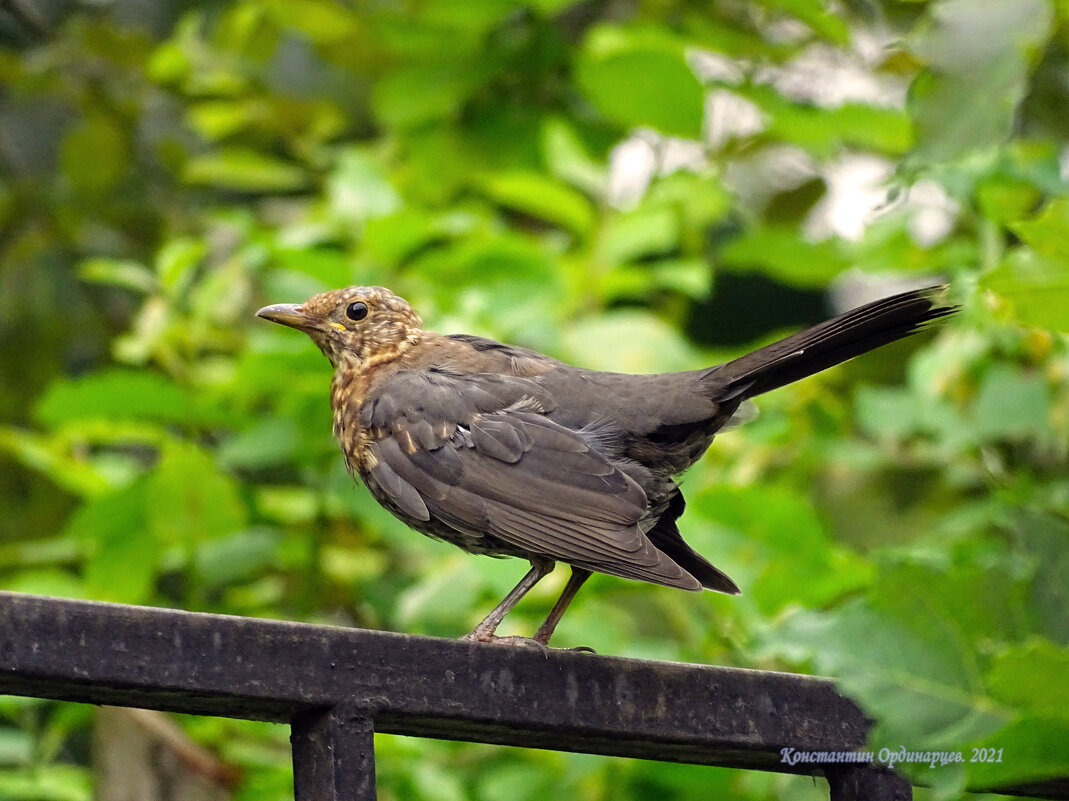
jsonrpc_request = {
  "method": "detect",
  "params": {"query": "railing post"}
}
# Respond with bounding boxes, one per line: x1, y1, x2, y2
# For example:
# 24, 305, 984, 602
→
827, 765, 912, 801
292, 706, 376, 801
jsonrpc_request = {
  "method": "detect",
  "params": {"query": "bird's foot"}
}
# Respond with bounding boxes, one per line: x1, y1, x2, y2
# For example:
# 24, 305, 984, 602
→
460, 632, 550, 653
459, 631, 596, 654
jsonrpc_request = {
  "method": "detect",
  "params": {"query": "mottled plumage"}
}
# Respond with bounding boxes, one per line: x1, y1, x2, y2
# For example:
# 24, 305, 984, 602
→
257, 284, 956, 646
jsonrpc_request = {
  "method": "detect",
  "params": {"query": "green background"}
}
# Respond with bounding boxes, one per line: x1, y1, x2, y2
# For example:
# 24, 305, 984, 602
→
1, 0, 1067, 799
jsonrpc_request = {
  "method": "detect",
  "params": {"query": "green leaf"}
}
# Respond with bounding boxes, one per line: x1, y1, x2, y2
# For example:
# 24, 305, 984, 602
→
577, 25, 705, 138
145, 442, 246, 548
981, 246, 1069, 331
719, 225, 849, 287
262, 0, 355, 43
187, 99, 257, 140
1010, 197, 1069, 262
967, 717, 1069, 790
155, 237, 206, 294
33, 369, 203, 428
67, 480, 156, 604
689, 485, 871, 614
855, 385, 927, 442
987, 639, 1069, 711
363, 207, 482, 265
0, 569, 86, 600
194, 528, 283, 588
602, 259, 711, 302
759, 0, 850, 44
970, 363, 1052, 440
645, 170, 733, 234
541, 117, 606, 198
371, 63, 481, 129
769, 556, 1027, 755
327, 148, 402, 224
218, 416, 300, 469
1014, 512, 1069, 645
396, 557, 486, 634
744, 85, 913, 157
477, 171, 595, 236
599, 206, 679, 265
0, 765, 91, 801
976, 175, 1044, 225
406, 233, 567, 344
184, 147, 308, 192
561, 310, 702, 373
59, 115, 126, 198
0, 428, 112, 497
78, 258, 158, 294
908, 0, 1053, 162
775, 600, 1010, 751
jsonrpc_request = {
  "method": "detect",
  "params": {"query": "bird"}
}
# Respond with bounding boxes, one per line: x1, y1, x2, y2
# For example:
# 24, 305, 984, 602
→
257, 284, 956, 647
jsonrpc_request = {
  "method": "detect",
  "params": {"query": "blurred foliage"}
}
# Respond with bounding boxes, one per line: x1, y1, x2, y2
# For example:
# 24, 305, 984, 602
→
1, 0, 1068, 799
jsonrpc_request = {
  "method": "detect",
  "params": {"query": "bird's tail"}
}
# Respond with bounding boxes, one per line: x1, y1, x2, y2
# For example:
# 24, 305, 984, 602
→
702, 285, 957, 402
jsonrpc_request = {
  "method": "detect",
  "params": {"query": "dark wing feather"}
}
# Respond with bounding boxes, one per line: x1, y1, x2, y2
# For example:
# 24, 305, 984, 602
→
362, 370, 700, 590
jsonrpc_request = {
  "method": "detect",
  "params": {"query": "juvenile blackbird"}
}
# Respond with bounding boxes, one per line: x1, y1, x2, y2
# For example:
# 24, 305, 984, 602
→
257, 285, 955, 646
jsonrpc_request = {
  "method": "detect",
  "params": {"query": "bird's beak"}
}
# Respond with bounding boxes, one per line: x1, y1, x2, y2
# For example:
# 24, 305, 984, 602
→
256, 303, 314, 330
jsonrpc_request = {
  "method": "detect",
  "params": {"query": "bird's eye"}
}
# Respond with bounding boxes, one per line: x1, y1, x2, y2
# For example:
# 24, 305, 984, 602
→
346, 301, 369, 321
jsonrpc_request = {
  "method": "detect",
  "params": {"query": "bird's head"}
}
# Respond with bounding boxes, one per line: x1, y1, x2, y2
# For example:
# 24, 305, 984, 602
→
256, 286, 424, 369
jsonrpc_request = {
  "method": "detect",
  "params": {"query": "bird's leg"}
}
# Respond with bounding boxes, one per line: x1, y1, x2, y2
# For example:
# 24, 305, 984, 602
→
462, 558, 554, 643
533, 567, 593, 647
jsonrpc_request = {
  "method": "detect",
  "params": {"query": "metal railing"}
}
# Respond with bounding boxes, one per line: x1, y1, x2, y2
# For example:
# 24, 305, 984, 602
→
0, 592, 1058, 800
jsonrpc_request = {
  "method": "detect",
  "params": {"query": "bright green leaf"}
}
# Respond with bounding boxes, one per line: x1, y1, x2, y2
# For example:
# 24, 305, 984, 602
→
262, 0, 355, 43
477, 171, 595, 236
371, 63, 481, 129
987, 639, 1069, 711
561, 310, 702, 373
541, 117, 606, 197
34, 369, 201, 428
602, 259, 711, 302
1010, 197, 1069, 262
68, 481, 157, 604
719, 226, 849, 287
184, 147, 308, 192
78, 258, 158, 294
600, 206, 678, 265
0, 764, 91, 801
759, 0, 849, 44
328, 148, 402, 224
690, 484, 871, 614
187, 100, 256, 140
145, 442, 246, 547
981, 247, 1069, 331
0, 427, 112, 497
744, 85, 913, 157
577, 25, 705, 138
966, 717, 1069, 789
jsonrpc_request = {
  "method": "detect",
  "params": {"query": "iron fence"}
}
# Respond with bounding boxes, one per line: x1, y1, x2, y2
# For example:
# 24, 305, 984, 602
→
0, 591, 1061, 800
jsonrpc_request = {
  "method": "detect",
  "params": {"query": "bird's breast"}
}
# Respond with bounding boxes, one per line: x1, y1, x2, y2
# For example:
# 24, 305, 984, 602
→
330, 366, 379, 473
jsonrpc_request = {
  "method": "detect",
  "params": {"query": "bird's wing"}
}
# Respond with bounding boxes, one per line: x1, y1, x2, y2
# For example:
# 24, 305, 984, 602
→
359, 369, 700, 590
